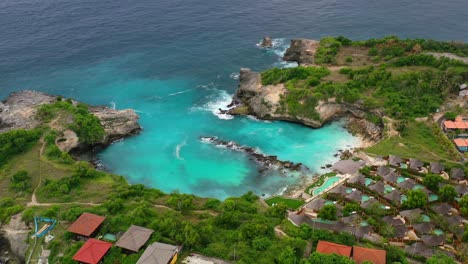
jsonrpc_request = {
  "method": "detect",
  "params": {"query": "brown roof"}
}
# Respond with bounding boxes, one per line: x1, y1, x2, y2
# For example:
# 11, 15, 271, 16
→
383, 172, 398, 183
348, 174, 366, 185
316, 240, 352, 257
332, 160, 364, 175
409, 159, 423, 170
381, 216, 404, 227
399, 208, 422, 221
388, 155, 403, 166
377, 166, 393, 177
369, 181, 385, 193
115, 225, 154, 252
352, 246, 386, 264
136, 242, 178, 264
405, 242, 433, 258
305, 198, 326, 211
67, 213, 106, 237
345, 189, 363, 202
397, 179, 416, 190
450, 168, 465, 180
430, 162, 445, 174
455, 185, 468, 196
421, 235, 444, 247
413, 222, 434, 235
431, 203, 453, 215
384, 189, 401, 203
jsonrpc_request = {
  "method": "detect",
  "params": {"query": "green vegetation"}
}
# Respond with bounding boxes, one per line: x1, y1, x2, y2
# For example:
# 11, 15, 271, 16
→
423, 174, 443, 192
438, 185, 457, 202
9, 170, 31, 192
265, 196, 305, 209
37, 100, 105, 144
426, 254, 457, 264
0, 129, 41, 167
304, 252, 355, 264
402, 189, 428, 209
314, 37, 345, 64
460, 196, 468, 216
318, 204, 337, 221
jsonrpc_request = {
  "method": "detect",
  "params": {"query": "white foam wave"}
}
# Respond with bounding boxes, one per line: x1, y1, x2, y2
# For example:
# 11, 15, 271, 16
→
229, 72, 240, 80
110, 101, 116, 110
175, 140, 186, 160
192, 90, 235, 120
266, 38, 299, 69
168, 89, 192, 96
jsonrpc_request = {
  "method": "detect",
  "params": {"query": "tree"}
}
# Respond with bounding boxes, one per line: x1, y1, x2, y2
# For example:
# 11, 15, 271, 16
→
10, 170, 31, 192
460, 195, 468, 216
426, 254, 456, 264
423, 174, 443, 192
443, 111, 457, 121
343, 202, 360, 216
439, 185, 457, 202
305, 252, 355, 264
277, 246, 296, 264
318, 204, 337, 221
402, 189, 428, 209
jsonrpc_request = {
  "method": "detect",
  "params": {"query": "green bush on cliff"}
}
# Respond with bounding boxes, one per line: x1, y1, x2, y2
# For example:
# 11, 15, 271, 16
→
0, 129, 41, 167
315, 37, 343, 64
261, 66, 330, 85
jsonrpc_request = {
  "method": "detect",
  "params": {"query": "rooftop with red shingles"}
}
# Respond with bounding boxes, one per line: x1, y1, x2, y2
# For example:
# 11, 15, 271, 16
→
352, 246, 386, 264
316, 240, 352, 257
444, 118, 468, 130
72, 238, 112, 264
67, 212, 106, 237
454, 138, 468, 147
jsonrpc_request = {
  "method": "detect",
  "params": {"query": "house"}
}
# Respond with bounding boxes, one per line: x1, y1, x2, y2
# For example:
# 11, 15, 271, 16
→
384, 190, 401, 204
115, 225, 154, 253
315, 240, 352, 257
348, 226, 372, 239
429, 162, 445, 174
431, 203, 453, 216
383, 172, 398, 185
361, 198, 379, 210
443, 116, 468, 131
412, 222, 434, 236
329, 185, 350, 197
67, 213, 106, 238
340, 214, 362, 226
388, 155, 403, 167
369, 182, 385, 193
136, 242, 180, 264
394, 225, 409, 239
332, 160, 364, 175
408, 159, 424, 171
421, 235, 444, 247
288, 211, 312, 227
454, 138, 468, 152
345, 189, 363, 203
450, 168, 465, 181
399, 208, 422, 223
348, 174, 366, 185
377, 166, 394, 177
352, 246, 386, 264
72, 238, 112, 264
446, 215, 463, 227
405, 242, 433, 259
455, 184, 468, 197
398, 179, 416, 190
382, 216, 405, 227
304, 198, 326, 212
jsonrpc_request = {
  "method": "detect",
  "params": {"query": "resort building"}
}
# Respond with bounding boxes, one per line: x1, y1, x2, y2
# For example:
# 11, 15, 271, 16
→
72, 238, 112, 264
454, 138, 468, 152
429, 162, 445, 174
67, 213, 106, 239
352, 246, 386, 264
450, 168, 465, 182
408, 159, 424, 171
115, 225, 154, 253
443, 116, 468, 131
316, 240, 352, 258
388, 155, 403, 167
136, 242, 180, 264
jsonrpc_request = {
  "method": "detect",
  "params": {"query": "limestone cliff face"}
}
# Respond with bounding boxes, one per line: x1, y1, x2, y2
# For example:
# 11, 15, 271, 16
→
0, 91, 141, 148
283, 39, 320, 65
229, 69, 383, 141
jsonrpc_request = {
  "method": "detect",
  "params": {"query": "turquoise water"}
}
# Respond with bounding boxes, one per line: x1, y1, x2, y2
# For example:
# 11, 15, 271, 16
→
384, 185, 394, 194
365, 178, 374, 186
397, 177, 407, 184
362, 195, 371, 203
360, 221, 369, 226
413, 184, 424, 190
312, 176, 341, 196
434, 229, 444, 235
401, 195, 408, 203
422, 214, 431, 222
346, 188, 353, 194
429, 194, 439, 202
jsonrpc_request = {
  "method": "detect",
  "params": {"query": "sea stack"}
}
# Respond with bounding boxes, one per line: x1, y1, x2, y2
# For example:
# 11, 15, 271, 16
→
261, 36, 273, 47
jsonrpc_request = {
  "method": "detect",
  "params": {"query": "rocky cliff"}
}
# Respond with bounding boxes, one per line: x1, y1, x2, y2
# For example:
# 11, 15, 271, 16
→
0, 91, 141, 149
228, 68, 383, 142
283, 39, 320, 65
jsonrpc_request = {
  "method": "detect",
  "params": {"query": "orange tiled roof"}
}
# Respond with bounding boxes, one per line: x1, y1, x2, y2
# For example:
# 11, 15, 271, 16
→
352, 246, 386, 264
72, 238, 112, 264
316, 240, 352, 257
454, 138, 468, 147
67, 213, 106, 237
444, 117, 468, 130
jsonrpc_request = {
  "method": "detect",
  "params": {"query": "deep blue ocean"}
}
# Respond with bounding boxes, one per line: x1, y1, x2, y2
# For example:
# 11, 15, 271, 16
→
1, 0, 467, 199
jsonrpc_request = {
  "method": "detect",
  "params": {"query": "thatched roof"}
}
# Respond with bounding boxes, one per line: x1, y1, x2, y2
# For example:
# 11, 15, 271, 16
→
329, 185, 349, 196
450, 168, 465, 180
413, 222, 434, 235
383, 172, 398, 183
381, 216, 405, 226
345, 189, 363, 203
376, 166, 393, 177
421, 235, 444, 247
454, 184, 468, 196
304, 198, 326, 211
136, 242, 179, 264
340, 214, 362, 225
332, 160, 364, 175
348, 174, 366, 185
384, 189, 402, 203
288, 212, 312, 226
446, 215, 463, 226
397, 179, 416, 190
115, 225, 154, 252
399, 208, 422, 220
431, 203, 453, 215
361, 198, 379, 210
369, 181, 386, 193
430, 162, 445, 174
405, 242, 434, 259
394, 225, 408, 238
388, 155, 403, 166
409, 159, 424, 170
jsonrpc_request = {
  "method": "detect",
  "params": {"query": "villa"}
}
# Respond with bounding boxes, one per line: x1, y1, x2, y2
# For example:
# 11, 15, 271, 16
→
429, 162, 445, 174
136, 242, 180, 264
72, 238, 112, 264
450, 168, 465, 182
443, 116, 468, 131
454, 138, 468, 152
388, 155, 403, 167
115, 225, 154, 253
412, 222, 434, 236
408, 159, 424, 171
316, 240, 352, 258
67, 213, 106, 240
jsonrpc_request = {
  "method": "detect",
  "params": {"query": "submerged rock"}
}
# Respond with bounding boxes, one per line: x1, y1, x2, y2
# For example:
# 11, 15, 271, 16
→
200, 136, 307, 173
283, 39, 320, 65
261, 36, 273, 47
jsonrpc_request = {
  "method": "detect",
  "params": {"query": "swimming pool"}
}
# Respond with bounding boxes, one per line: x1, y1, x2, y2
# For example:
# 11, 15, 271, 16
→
362, 195, 371, 203
429, 194, 438, 202
397, 177, 407, 184
312, 176, 341, 196
434, 229, 444, 235
365, 178, 374, 186
422, 214, 431, 222
413, 184, 424, 190
384, 185, 393, 194
401, 195, 408, 203
360, 221, 369, 226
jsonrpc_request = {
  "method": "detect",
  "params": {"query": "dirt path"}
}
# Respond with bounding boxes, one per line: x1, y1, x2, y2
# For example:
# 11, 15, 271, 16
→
274, 226, 289, 238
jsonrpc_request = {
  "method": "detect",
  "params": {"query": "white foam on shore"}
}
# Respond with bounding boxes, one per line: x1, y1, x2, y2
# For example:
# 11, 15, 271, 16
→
192, 90, 235, 120
268, 38, 299, 68
110, 101, 116, 109
229, 72, 240, 80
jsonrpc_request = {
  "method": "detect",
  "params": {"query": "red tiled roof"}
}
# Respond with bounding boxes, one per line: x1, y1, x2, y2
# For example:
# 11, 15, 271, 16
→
454, 138, 468, 147
444, 121, 456, 129
67, 213, 106, 237
444, 119, 468, 130
353, 246, 386, 264
72, 239, 112, 264
316, 240, 352, 257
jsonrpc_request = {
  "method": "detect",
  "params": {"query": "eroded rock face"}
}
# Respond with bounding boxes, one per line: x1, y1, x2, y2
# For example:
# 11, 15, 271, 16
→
0, 90, 141, 148
1, 214, 29, 263
283, 39, 320, 65
261, 36, 273, 47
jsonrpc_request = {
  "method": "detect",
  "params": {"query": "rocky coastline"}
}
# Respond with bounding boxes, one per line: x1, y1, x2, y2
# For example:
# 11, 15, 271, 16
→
0, 90, 142, 152
200, 136, 309, 174
224, 38, 383, 143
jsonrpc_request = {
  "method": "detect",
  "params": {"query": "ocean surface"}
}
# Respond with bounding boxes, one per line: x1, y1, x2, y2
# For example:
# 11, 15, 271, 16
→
1, 0, 467, 199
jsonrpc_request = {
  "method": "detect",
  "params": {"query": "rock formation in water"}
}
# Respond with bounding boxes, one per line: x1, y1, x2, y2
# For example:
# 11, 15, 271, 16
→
283, 39, 320, 65
201, 136, 307, 173
226, 68, 383, 142
0, 90, 141, 151
261, 36, 273, 47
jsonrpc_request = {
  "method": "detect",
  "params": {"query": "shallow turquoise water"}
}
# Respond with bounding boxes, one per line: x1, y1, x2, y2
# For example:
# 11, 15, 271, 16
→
312, 176, 341, 196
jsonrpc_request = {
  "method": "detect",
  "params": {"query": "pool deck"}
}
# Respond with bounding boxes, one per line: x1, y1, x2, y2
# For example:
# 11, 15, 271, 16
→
304, 173, 353, 203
